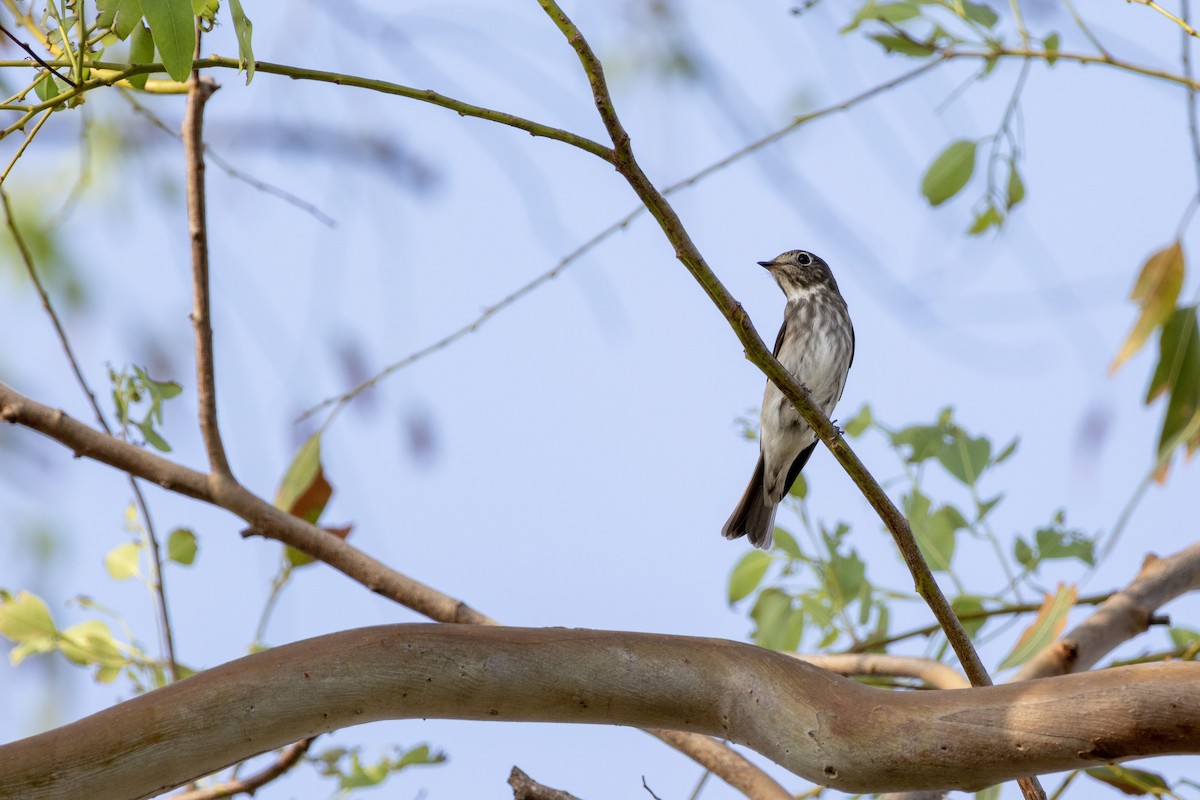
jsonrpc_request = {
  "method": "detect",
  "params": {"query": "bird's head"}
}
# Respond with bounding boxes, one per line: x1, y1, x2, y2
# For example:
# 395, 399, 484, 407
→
758, 250, 838, 300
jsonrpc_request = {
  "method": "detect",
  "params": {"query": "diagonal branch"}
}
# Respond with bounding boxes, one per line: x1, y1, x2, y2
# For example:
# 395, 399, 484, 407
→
168, 738, 314, 800
530, 0, 992, 688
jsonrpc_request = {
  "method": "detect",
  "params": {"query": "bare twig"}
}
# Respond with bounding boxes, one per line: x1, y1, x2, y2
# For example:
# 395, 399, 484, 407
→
1130, 0, 1200, 38
183, 69, 232, 479
169, 739, 315, 800
0, 21, 76, 85
1, 189, 180, 681
793, 653, 969, 690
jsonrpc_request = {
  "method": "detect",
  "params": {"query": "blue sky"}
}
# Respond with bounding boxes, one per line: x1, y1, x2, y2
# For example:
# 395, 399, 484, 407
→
2, 2, 1198, 798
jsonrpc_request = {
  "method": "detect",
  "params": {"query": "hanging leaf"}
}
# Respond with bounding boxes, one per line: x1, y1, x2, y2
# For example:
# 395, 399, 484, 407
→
1111, 243, 1185, 373
167, 527, 198, 565
997, 584, 1076, 670
921, 140, 977, 206
728, 549, 772, 604
128, 21, 155, 90
227, 0, 255, 83
1085, 765, 1171, 796
1146, 307, 1200, 473
140, 0, 195, 83
275, 433, 332, 523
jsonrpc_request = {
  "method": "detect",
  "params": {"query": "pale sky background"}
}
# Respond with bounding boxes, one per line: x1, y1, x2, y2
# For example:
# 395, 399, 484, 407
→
2, 1, 1199, 798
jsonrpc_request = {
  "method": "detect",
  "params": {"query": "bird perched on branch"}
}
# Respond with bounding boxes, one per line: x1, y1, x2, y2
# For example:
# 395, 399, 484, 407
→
722, 250, 855, 549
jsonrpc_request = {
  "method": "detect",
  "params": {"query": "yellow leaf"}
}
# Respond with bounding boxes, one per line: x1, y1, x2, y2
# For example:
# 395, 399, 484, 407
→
998, 583, 1077, 671
1110, 243, 1185, 374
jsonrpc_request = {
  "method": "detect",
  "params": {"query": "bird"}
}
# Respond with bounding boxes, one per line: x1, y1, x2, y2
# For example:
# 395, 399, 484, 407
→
722, 250, 855, 549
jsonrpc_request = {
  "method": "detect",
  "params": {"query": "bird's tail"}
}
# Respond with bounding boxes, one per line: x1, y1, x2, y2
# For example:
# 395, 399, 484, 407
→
721, 455, 776, 549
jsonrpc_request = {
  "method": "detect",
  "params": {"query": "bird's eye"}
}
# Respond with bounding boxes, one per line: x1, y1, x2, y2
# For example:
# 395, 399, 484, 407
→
796, 252, 813, 266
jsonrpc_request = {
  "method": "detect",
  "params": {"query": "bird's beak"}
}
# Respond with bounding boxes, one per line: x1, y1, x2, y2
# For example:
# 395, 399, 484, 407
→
757, 260, 774, 269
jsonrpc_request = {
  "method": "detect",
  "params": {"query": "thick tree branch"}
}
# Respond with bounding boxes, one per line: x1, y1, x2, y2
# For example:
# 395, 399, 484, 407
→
0, 382, 785, 799
509, 767, 584, 800
2, 625, 1198, 800
1014, 542, 1200, 680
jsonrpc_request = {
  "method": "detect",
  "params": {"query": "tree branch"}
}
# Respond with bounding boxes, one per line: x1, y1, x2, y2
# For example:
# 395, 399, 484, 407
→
168, 738, 314, 800
0, 382, 786, 799
509, 767, 584, 800
530, 0, 993, 690
183, 73, 232, 479
2, 625, 1197, 800
1013, 542, 1200, 680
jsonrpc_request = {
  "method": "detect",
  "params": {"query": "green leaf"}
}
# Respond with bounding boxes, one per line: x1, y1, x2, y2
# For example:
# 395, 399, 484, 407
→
1043, 32, 1060, 66
966, 204, 1003, 235
936, 429, 991, 486
952, 594, 988, 637
1013, 536, 1033, 568
975, 493, 1003, 521
871, 33, 937, 57
994, 437, 1018, 464
97, 0, 144, 39
1005, 159, 1025, 209
227, 0, 255, 83
128, 21, 155, 90
34, 73, 59, 103
140, 0, 195, 83
104, 541, 143, 580
974, 784, 1001, 800
921, 140, 977, 206
0, 590, 58, 643
395, 744, 446, 769
1085, 765, 1170, 796
1034, 522, 1095, 566
1168, 626, 1200, 650
59, 619, 128, 682
750, 588, 804, 651
167, 527, 198, 565
1113, 243, 1185, 374
891, 422, 944, 463
841, 1, 922, 33
997, 584, 1076, 671
843, 404, 872, 437
904, 490, 958, 572
275, 433, 331, 524
728, 549, 772, 604
960, 1, 998, 28
787, 473, 808, 499
1147, 306, 1200, 461
135, 417, 172, 452
772, 528, 803, 560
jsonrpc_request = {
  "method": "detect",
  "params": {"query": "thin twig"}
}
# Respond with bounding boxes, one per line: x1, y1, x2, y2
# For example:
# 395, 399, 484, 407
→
0, 108, 52, 185
121, 89, 337, 228
300, 207, 642, 422
0, 21, 76, 85
1, 188, 180, 680
300, 56, 945, 422
183, 62, 232, 479
1181, 0, 1200, 235
1063, 0, 1110, 58
1130, 0, 1200, 38
168, 738, 315, 800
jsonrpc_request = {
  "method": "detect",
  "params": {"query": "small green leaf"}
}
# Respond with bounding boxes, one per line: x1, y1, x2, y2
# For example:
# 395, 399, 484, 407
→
135, 417, 172, 452
1006, 160, 1025, 209
891, 422, 944, 463
34, 73, 59, 103
1169, 626, 1200, 650
1112, 243, 1185, 374
952, 594, 988, 637
904, 490, 958, 572
105, 541, 143, 580
750, 588, 803, 651
1013, 536, 1033, 568
1147, 306, 1200, 461
974, 784, 1001, 800
994, 437, 1019, 464
395, 744, 446, 769
1085, 765, 1170, 796
966, 204, 1003, 235
960, 1, 998, 28
0, 590, 58, 642
227, 0, 255, 83
275, 433, 331, 525
128, 21, 155, 89
921, 140, 977, 206
871, 33, 937, 57
59, 619, 128, 682
772, 528, 803, 560
997, 584, 1076, 670
937, 430, 991, 486
728, 549, 772, 604
787, 474, 808, 499
976, 493, 1003, 521
167, 527, 197, 565
140, 0, 195, 83
843, 404, 872, 437
1043, 32, 1060, 66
